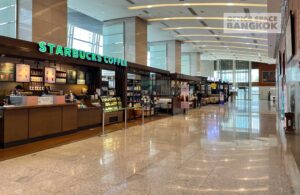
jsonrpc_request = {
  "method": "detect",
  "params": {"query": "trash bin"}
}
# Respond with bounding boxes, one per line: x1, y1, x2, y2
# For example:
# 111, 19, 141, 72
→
285, 112, 295, 133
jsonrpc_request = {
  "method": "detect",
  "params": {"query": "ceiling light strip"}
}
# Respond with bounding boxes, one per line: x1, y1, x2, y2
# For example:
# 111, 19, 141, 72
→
199, 45, 268, 51
184, 40, 268, 47
162, 27, 267, 33
205, 52, 270, 58
200, 49, 268, 55
148, 17, 266, 22
202, 49, 268, 55
128, 3, 267, 10
176, 34, 268, 41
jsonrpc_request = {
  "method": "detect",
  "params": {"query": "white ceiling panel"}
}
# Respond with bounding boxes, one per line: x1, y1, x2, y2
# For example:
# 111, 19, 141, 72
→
68, 0, 280, 64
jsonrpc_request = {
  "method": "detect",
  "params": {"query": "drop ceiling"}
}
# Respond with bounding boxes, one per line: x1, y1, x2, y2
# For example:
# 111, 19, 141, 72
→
68, 0, 280, 64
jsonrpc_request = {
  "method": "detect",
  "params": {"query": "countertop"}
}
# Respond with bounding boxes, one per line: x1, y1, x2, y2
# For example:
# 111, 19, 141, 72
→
0, 103, 77, 110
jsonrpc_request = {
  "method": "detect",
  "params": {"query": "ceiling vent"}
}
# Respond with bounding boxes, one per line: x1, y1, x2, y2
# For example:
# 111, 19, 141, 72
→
174, 30, 181, 35
160, 22, 170, 27
244, 8, 250, 15
126, 0, 135, 5
200, 20, 208, 27
208, 30, 215, 35
187, 8, 198, 16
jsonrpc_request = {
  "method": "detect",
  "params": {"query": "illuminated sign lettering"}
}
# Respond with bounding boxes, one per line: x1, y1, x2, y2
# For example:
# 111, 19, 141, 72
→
38, 42, 127, 67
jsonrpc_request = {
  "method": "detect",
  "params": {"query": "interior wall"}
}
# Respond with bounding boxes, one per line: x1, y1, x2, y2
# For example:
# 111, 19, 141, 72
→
277, 0, 300, 131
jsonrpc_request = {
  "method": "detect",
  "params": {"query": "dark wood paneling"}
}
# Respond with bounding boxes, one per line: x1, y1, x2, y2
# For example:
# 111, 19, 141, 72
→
252, 62, 276, 86
29, 107, 62, 138
115, 66, 127, 107
4, 109, 28, 143
62, 105, 77, 132
77, 108, 101, 128
105, 111, 123, 124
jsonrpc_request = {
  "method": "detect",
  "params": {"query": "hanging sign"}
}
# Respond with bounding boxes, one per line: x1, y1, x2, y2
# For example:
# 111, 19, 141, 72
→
38, 42, 127, 67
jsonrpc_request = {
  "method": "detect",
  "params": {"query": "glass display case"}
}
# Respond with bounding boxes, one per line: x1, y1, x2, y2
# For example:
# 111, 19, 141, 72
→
100, 96, 122, 112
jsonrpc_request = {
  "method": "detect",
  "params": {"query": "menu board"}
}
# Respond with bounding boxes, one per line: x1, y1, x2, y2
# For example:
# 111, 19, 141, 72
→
67, 70, 77, 84
77, 70, 85, 85
44, 67, 56, 83
0, 63, 15, 81
16, 64, 30, 82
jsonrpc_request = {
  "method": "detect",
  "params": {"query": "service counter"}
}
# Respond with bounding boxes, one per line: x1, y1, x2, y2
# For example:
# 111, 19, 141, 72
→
0, 102, 127, 147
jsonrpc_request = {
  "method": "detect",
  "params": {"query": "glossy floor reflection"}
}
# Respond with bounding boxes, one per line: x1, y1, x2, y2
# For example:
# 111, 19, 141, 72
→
0, 100, 296, 194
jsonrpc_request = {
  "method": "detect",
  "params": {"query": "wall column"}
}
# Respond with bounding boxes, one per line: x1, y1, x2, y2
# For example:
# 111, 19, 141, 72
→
190, 52, 201, 76
18, 0, 68, 46
103, 17, 147, 65
167, 40, 182, 73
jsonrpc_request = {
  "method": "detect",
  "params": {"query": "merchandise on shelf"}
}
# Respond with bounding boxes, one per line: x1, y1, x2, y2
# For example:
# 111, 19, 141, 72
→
56, 71, 67, 84
127, 79, 142, 107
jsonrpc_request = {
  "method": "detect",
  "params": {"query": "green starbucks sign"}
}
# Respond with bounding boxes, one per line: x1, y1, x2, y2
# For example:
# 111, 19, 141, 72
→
38, 42, 127, 67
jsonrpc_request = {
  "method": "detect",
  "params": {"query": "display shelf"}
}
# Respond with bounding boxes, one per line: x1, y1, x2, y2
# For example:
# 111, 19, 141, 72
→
29, 68, 44, 91
127, 79, 142, 107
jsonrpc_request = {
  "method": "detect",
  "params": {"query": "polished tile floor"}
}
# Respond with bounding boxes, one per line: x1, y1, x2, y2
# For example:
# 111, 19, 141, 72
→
0, 100, 298, 194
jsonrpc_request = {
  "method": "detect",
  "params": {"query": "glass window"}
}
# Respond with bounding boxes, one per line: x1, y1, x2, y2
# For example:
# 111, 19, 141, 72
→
251, 69, 259, 82
72, 39, 92, 52
0, 0, 16, 38
236, 61, 249, 83
73, 27, 93, 43
220, 60, 233, 82
148, 44, 167, 70
181, 54, 190, 75
103, 23, 124, 59
67, 25, 103, 55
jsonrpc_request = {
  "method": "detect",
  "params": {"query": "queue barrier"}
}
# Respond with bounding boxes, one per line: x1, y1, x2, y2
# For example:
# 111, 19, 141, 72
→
99, 106, 145, 137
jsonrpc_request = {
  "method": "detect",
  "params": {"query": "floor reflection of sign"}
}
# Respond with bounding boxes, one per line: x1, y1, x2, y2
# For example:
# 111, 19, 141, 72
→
67, 70, 77, 84
16, 64, 30, 82
0, 63, 15, 81
45, 67, 56, 83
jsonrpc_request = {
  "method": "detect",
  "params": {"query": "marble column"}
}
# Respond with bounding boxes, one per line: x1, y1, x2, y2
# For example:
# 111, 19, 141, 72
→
199, 60, 215, 77
167, 40, 182, 73
190, 52, 201, 76
103, 17, 147, 65
18, 0, 68, 46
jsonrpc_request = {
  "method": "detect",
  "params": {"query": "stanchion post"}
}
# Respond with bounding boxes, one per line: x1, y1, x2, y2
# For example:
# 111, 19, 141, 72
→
142, 106, 144, 125
124, 107, 127, 129
100, 108, 106, 137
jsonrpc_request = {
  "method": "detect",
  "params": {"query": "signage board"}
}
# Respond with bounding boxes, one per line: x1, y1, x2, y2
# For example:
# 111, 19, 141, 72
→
16, 64, 30, 83
38, 42, 127, 67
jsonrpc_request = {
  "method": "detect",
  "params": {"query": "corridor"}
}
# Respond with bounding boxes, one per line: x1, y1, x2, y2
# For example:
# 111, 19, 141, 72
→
0, 100, 296, 195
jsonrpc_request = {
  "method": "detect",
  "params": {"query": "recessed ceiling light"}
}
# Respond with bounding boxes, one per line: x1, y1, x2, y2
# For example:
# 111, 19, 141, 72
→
128, 3, 267, 10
